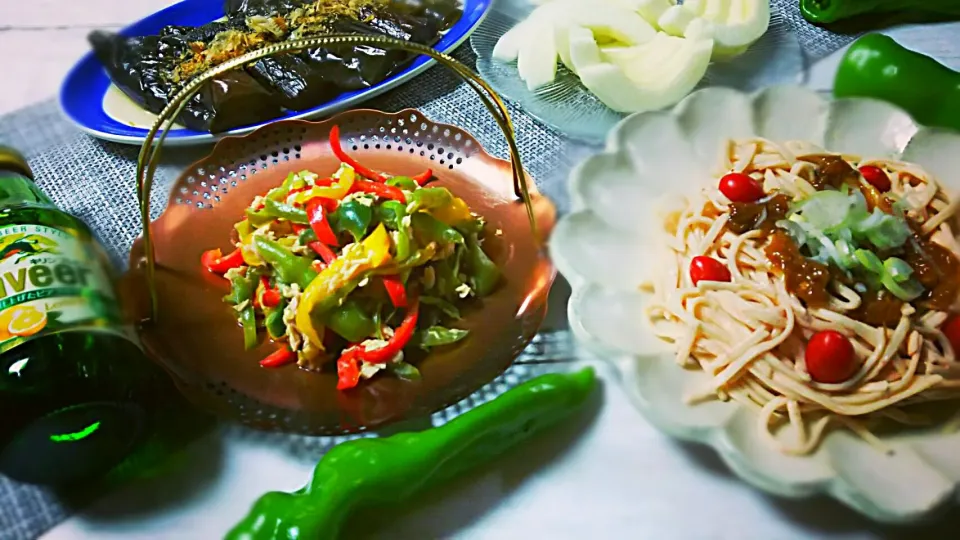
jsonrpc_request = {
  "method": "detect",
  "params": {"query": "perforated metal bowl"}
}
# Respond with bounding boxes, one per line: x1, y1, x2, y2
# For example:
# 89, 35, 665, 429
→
125, 109, 557, 435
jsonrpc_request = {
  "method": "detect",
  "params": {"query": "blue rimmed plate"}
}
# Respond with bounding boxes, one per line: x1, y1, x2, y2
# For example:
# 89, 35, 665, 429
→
59, 0, 491, 146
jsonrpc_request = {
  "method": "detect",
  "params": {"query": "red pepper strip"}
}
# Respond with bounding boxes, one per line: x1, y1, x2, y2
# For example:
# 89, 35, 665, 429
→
201, 247, 244, 274
349, 179, 407, 203
336, 348, 362, 390
412, 169, 433, 185
309, 241, 338, 265
259, 276, 282, 308
329, 125, 388, 182
357, 297, 419, 364
381, 275, 408, 308
260, 346, 296, 368
306, 198, 340, 246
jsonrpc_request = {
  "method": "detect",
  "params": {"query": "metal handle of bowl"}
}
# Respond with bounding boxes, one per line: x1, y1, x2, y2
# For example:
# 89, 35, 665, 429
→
135, 34, 535, 320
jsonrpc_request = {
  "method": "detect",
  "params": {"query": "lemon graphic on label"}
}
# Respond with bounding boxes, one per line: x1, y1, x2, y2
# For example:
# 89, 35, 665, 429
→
5, 306, 47, 337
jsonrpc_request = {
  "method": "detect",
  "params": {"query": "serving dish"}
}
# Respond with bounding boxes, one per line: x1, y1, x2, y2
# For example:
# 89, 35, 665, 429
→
59, 0, 492, 146
470, 0, 803, 143
550, 85, 960, 522
125, 108, 556, 434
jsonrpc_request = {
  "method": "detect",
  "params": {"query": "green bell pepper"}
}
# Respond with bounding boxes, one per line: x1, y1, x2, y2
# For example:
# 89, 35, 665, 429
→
386, 175, 418, 191
801, 0, 960, 24
833, 34, 960, 133
411, 213, 465, 246
333, 199, 373, 243
262, 199, 309, 224
464, 234, 501, 297
226, 367, 597, 540
323, 298, 378, 343
252, 236, 318, 289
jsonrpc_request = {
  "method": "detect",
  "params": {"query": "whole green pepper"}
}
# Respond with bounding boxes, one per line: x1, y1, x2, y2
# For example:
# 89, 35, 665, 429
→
464, 234, 501, 297
801, 0, 960, 24
333, 199, 373, 242
411, 212, 465, 246
262, 199, 309, 224
226, 368, 597, 540
253, 236, 318, 289
833, 34, 960, 133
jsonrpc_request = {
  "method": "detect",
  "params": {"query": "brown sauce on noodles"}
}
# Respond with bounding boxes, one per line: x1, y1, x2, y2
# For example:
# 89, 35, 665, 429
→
735, 156, 960, 326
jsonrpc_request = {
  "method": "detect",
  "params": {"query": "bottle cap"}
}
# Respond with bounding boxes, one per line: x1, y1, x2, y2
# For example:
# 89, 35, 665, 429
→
0, 146, 34, 180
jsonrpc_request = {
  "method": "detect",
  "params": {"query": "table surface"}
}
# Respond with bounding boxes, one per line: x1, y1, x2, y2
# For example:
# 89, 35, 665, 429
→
3, 1, 960, 539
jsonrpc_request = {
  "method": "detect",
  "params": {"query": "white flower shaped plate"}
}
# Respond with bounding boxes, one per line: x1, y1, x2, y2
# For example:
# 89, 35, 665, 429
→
550, 85, 960, 523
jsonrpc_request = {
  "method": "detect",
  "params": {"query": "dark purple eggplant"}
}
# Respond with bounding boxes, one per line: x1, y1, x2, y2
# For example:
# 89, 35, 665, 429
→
88, 0, 461, 133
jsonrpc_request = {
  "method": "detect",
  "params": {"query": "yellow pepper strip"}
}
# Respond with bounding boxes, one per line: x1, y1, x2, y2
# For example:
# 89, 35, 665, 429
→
431, 195, 473, 226
292, 165, 355, 205
295, 224, 393, 350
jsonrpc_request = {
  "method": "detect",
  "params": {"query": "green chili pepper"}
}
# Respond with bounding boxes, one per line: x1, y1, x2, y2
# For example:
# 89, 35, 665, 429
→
375, 200, 407, 229
385, 176, 418, 191
245, 208, 274, 228
262, 199, 309, 224
464, 234, 500, 297
834, 34, 960, 133
409, 187, 454, 212
324, 298, 378, 343
386, 361, 421, 381
235, 219, 254, 239
417, 326, 470, 348
411, 212, 465, 246
333, 200, 373, 242
266, 172, 304, 201
224, 268, 259, 305
226, 368, 597, 540
240, 306, 258, 350
801, 0, 960, 24
421, 295, 462, 319
253, 236, 318, 289
264, 302, 287, 340
297, 227, 317, 246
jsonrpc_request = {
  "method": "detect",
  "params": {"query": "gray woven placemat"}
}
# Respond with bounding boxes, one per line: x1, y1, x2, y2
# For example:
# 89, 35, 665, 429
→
0, 1, 855, 538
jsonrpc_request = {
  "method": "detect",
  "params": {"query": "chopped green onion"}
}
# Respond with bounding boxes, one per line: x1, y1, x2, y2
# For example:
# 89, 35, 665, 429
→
883, 257, 914, 283
854, 249, 884, 274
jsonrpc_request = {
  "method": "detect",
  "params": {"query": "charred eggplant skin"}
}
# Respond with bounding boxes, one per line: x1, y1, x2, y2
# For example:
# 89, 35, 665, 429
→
89, 0, 461, 133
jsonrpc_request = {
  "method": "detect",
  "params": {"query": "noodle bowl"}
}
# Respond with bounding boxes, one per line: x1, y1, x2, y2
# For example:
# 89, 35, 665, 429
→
644, 138, 960, 455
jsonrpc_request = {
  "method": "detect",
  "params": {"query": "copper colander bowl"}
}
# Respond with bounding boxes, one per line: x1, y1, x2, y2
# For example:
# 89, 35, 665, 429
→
126, 108, 557, 434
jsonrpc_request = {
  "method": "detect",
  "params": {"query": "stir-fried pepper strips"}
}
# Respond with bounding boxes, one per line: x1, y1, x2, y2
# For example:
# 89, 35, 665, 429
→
202, 247, 244, 274
329, 125, 388, 182
202, 124, 502, 388
226, 368, 598, 540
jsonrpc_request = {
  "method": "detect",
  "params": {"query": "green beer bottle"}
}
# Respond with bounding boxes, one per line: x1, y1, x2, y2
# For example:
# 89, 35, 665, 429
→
0, 146, 171, 486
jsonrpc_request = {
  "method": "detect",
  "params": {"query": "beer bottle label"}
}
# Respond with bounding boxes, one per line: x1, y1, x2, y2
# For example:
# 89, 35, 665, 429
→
0, 224, 122, 353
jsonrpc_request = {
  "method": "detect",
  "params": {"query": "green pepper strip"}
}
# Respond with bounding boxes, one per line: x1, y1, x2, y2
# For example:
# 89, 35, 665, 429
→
833, 34, 960, 133
464, 234, 501, 297
262, 199, 309, 224
801, 0, 960, 24
252, 236, 318, 289
225, 368, 597, 540
411, 213, 464, 246
224, 268, 260, 350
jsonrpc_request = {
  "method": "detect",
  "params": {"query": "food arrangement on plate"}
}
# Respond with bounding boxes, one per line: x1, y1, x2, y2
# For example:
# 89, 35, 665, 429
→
493, 0, 769, 107
201, 126, 501, 390
90, 0, 462, 133
648, 138, 960, 455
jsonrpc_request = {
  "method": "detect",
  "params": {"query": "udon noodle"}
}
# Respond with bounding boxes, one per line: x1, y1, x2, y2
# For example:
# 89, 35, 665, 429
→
644, 138, 960, 455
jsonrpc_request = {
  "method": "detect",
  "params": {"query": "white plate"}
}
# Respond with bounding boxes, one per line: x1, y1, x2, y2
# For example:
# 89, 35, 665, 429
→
550, 85, 960, 523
